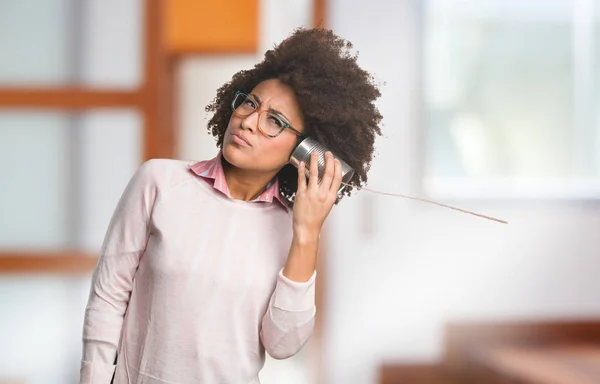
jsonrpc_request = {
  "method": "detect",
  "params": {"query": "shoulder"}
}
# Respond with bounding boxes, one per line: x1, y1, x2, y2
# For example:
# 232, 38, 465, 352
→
133, 158, 198, 194
137, 158, 195, 174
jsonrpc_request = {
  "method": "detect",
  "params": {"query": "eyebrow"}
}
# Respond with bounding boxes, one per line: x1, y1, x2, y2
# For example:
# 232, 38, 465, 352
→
250, 93, 292, 124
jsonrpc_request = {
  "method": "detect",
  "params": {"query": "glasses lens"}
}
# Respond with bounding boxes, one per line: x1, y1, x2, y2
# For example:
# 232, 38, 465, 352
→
259, 112, 286, 136
233, 93, 256, 116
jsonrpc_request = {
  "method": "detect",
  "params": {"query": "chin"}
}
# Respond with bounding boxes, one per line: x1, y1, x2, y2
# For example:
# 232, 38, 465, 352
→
221, 144, 251, 169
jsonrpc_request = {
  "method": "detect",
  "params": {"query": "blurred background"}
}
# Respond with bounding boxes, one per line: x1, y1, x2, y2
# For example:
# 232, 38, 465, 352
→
1, 0, 600, 383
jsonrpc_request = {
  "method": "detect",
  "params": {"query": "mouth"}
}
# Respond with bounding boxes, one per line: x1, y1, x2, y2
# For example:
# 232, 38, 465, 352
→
231, 131, 252, 147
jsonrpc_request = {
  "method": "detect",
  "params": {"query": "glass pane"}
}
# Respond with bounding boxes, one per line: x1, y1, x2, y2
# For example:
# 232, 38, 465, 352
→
0, 0, 143, 88
0, 0, 72, 85
595, 2, 600, 176
80, 0, 143, 88
424, 0, 578, 182
0, 112, 72, 248
0, 109, 142, 251
0, 275, 91, 384
78, 110, 142, 252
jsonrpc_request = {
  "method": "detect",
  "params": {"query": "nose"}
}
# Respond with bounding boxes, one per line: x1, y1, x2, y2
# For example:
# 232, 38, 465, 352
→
240, 111, 259, 133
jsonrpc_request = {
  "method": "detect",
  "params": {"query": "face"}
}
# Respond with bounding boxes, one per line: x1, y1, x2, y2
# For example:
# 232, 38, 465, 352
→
222, 78, 305, 175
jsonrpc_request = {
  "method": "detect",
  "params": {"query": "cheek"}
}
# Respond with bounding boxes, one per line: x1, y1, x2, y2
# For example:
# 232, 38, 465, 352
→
258, 136, 298, 165
222, 117, 239, 146
224, 116, 236, 134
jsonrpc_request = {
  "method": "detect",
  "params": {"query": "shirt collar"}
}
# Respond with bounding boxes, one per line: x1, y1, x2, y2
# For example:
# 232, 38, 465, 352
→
188, 152, 288, 208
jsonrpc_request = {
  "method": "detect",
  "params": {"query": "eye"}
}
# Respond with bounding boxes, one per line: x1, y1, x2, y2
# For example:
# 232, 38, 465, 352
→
268, 115, 284, 127
244, 98, 257, 109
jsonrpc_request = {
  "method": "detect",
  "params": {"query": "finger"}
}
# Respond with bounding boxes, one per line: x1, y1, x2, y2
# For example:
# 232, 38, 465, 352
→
321, 152, 335, 191
330, 158, 343, 196
297, 161, 307, 192
308, 151, 320, 189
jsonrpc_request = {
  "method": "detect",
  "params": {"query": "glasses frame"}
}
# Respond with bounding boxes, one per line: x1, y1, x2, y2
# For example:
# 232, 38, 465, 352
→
231, 91, 305, 139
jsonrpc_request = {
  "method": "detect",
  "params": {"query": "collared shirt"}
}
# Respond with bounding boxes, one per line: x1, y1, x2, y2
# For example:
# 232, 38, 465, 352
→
188, 152, 287, 207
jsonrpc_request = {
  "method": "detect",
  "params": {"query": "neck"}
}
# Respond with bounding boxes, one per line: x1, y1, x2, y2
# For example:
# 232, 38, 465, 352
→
222, 158, 278, 201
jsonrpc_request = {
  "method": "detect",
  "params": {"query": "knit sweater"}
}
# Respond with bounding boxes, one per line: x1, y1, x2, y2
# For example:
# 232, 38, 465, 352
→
80, 157, 316, 384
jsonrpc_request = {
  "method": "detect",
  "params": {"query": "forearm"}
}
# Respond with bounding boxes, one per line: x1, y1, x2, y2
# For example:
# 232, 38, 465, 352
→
261, 227, 319, 358
282, 229, 319, 282
81, 249, 140, 383
260, 269, 316, 359
80, 305, 124, 383
80, 278, 130, 383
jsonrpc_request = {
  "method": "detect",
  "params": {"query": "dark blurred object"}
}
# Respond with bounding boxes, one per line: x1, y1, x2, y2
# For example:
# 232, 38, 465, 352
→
379, 363, 459, 384
445, 319, 600, 384
380, 319, 600, 384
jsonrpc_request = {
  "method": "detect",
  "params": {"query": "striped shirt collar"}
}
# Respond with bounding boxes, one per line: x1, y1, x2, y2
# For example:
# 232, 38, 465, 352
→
188, 152, 287, 208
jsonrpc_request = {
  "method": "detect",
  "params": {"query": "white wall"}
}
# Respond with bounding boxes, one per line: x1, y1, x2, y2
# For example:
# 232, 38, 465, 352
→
325, 1, 600, 383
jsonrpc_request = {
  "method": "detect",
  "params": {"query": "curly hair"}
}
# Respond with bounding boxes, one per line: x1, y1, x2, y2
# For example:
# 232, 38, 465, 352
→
205, 28, 382, 203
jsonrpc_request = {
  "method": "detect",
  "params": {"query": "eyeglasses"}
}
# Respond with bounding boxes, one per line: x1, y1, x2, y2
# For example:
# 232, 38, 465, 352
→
231, 91, 305, 138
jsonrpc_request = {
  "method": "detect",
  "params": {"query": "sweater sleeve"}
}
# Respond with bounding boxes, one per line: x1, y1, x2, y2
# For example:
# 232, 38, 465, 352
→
80, 160, 160, 384
260, 268, 317, 359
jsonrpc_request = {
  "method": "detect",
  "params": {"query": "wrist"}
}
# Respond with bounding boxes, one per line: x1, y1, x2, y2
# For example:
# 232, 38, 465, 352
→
285, 231, 319, 282
293, 226, 320, 244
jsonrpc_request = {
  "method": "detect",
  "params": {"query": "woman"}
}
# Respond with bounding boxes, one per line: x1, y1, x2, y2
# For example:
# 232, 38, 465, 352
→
80, 28, 382, 384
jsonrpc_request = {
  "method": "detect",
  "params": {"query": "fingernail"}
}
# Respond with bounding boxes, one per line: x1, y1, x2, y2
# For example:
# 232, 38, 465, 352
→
299, 161, 305, 167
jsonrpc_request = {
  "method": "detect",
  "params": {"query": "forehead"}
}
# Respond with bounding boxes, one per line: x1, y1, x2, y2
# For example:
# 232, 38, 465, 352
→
251, 78, 293, 95
250, 79, 303, 125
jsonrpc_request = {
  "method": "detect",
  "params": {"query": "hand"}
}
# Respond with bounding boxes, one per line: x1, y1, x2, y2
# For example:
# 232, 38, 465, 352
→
293, 151, 343, 241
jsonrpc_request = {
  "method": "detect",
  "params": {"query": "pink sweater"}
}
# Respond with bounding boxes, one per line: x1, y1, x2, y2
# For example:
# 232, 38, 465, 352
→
80, 156, 316, 384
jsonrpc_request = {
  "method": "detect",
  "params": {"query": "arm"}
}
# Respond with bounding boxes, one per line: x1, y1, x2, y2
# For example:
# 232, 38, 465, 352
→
80, 160, 160, 383
260, 152, 342, 359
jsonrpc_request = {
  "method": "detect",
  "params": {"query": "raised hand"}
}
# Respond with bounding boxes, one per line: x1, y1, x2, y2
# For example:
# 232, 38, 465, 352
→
292, 151, 343, 241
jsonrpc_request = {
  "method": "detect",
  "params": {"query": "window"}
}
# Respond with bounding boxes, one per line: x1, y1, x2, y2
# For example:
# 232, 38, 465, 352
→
423, 0, 600, 198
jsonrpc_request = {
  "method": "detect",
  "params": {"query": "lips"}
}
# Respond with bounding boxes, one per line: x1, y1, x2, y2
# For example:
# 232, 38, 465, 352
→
231, 131, 252, 147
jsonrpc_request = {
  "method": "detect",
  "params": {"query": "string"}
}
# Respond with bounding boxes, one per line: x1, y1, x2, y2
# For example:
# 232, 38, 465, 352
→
341, 182, 508, 225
